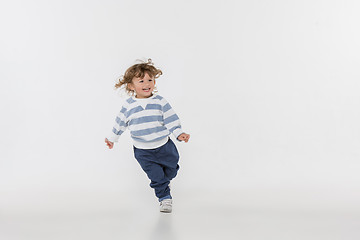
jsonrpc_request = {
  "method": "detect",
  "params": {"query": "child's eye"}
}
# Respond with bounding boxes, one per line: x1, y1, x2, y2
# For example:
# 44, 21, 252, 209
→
139, 80, 144, 83
149, 79, 153, 82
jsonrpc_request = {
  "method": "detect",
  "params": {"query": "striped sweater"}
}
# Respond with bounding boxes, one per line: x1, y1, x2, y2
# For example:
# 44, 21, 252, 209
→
107, 94, 184, 149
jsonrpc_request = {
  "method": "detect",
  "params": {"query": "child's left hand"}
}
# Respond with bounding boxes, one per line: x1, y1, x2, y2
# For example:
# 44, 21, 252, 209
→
177, 133, 190, 143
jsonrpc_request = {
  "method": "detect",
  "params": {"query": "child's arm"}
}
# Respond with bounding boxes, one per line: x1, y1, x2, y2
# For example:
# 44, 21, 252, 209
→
105, 105, 128, 149
161, 98, 190, 142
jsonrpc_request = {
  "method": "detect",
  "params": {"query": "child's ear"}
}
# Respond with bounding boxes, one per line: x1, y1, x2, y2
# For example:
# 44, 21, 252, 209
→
128, 82, 134, 90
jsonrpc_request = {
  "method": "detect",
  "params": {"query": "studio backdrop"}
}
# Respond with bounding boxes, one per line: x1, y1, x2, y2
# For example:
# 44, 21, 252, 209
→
1, 0, 359, 213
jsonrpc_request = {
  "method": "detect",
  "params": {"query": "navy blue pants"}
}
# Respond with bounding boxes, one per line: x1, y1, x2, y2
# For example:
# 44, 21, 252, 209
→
133, 138, 180, 201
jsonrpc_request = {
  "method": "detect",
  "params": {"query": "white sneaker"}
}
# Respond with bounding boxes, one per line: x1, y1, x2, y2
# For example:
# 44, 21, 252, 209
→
160, 199, 172, 213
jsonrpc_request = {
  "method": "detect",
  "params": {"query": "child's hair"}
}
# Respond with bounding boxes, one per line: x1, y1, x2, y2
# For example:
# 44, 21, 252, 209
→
115, 58, 163, 95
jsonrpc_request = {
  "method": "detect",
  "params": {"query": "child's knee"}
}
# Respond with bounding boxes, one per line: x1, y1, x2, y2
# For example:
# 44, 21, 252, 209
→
165, 165, 179, 179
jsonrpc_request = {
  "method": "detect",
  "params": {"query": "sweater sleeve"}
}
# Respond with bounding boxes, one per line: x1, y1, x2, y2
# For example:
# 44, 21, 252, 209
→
161, 98, 183, 140
107, 106, 128, 143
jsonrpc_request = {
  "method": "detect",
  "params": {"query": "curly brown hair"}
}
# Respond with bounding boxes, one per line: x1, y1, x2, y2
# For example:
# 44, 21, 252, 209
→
115, 58, 163, 95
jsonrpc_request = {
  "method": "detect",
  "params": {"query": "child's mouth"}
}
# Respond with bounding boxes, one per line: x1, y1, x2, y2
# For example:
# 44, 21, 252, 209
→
143, 88, 151, 92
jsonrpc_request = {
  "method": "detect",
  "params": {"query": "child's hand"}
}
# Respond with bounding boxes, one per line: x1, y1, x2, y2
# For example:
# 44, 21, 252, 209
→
177, 133, 190, 143
105, 138, 114, 149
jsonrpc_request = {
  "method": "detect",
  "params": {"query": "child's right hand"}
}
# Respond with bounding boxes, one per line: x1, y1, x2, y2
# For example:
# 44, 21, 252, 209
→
105, 138, 114, 149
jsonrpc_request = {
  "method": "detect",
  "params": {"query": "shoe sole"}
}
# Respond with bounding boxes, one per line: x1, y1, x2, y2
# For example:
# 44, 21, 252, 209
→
160, 209, 172, 213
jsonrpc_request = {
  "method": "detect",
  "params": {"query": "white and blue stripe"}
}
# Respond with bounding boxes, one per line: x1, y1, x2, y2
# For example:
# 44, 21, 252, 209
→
108, 95, 183, 149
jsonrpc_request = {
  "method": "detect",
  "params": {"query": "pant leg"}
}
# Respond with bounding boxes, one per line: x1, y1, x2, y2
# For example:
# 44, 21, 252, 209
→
133, 147, 171, 200
157, 139, 180, 181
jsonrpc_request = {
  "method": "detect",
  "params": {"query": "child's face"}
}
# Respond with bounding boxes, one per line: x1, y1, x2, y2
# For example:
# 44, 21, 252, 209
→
129, 72, 156, 98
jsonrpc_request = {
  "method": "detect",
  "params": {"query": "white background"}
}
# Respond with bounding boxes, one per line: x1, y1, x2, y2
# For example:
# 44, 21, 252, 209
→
1, 0, 360, 239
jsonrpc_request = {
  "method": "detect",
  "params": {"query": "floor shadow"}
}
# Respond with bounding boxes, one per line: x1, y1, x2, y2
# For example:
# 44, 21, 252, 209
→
149, 213, 177, 240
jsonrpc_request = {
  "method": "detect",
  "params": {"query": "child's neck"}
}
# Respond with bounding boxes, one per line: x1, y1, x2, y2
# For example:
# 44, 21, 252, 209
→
135, 93, 153, 99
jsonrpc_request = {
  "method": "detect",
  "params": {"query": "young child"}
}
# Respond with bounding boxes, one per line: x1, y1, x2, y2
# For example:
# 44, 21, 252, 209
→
105, 59, 190, 213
